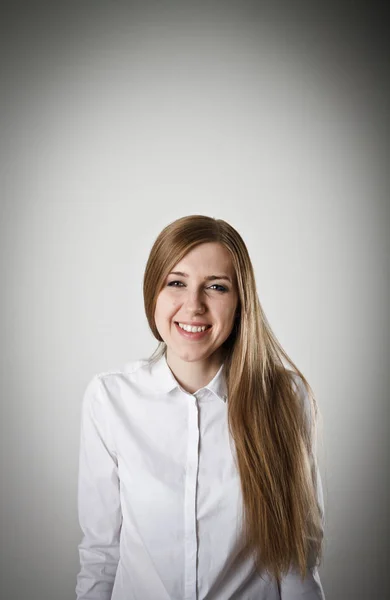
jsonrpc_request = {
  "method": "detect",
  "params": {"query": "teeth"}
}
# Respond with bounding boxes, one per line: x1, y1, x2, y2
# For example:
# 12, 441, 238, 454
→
178, 323, 209, 333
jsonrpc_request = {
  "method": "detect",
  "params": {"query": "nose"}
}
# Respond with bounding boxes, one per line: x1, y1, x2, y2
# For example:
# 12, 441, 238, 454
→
184, 288, 206, 315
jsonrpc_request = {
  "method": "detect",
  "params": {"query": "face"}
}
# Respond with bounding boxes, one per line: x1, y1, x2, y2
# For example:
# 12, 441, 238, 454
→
154, 242, 239, 366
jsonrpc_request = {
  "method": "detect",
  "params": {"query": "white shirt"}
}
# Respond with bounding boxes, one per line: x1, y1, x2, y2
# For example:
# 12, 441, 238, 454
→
76, 353, 325, 600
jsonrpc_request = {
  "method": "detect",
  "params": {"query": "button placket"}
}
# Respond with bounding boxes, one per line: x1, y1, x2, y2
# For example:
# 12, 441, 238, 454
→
184, 394, 200, 600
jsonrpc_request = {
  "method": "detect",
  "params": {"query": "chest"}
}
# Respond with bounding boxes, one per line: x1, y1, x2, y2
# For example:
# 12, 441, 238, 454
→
108, 390, 241, 522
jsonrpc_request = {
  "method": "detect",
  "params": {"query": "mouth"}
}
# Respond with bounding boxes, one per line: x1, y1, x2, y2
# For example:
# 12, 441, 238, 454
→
174, 321, 212, 340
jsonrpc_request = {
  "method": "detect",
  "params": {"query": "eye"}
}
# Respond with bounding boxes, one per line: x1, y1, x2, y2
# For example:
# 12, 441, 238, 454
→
166, 281, 228, 292
208, 284, 228, 293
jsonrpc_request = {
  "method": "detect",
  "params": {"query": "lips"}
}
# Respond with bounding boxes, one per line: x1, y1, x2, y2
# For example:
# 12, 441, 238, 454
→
175, 321, 211, 327
174, 322, 212, 340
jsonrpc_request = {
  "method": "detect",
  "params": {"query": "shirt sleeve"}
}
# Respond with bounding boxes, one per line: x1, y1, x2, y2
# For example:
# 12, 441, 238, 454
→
75, 375, 122, 600
279, 374, 326, 600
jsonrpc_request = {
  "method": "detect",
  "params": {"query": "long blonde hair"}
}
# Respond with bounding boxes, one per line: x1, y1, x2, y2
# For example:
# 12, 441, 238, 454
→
143, 215, 324, 584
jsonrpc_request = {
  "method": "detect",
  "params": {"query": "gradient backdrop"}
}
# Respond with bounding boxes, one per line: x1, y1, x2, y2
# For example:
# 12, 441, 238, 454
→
1, 1, 388, 599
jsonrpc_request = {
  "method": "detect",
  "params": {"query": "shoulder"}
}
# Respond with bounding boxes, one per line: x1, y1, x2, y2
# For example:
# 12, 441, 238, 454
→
285, 369, 316, 430
286, 369, 305, 396
96, 358, 150, 383
81, 358, 152, 406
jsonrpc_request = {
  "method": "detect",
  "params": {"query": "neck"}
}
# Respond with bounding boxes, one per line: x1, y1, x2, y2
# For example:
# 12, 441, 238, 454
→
166, 349, 224, 394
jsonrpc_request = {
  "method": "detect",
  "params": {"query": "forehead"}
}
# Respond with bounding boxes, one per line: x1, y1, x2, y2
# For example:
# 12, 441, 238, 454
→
173, 242, 235, 274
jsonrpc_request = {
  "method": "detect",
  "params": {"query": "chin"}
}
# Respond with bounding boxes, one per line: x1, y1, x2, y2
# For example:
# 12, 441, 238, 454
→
172, 346, 213, 363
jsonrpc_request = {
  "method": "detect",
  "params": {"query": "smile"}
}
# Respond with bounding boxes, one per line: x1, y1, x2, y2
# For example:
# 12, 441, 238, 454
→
174, 322, 212, 340
177, 322, 211, 332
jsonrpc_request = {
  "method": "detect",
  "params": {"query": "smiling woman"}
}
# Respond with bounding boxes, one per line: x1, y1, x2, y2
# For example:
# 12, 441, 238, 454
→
76, 215, 326, 600
153, 242, 239, 387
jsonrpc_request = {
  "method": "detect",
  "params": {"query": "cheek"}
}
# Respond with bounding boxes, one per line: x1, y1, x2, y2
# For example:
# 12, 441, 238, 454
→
154, 295, 164, 323
217, 298, 238, 320
218, 303, 238, 336
155, 294, 180, 322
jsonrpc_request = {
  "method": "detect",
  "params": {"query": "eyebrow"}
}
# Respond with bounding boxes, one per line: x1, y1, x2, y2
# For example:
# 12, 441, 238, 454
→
169, 271, 232, 283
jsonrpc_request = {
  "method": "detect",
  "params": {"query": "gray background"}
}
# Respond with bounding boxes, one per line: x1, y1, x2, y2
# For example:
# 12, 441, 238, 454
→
1, 1, 388, 599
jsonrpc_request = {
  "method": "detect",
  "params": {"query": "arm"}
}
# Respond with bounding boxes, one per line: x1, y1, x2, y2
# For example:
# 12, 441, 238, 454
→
75, 375, 122, 600
278, 472, 325, 599
279, 375, 326, 599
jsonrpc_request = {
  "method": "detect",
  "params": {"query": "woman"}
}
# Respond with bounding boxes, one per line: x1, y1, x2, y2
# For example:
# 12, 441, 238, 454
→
76, 215, 325, 599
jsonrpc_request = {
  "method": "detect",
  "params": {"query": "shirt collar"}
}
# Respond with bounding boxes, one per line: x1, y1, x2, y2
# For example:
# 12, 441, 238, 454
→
147, 352, 228, 402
